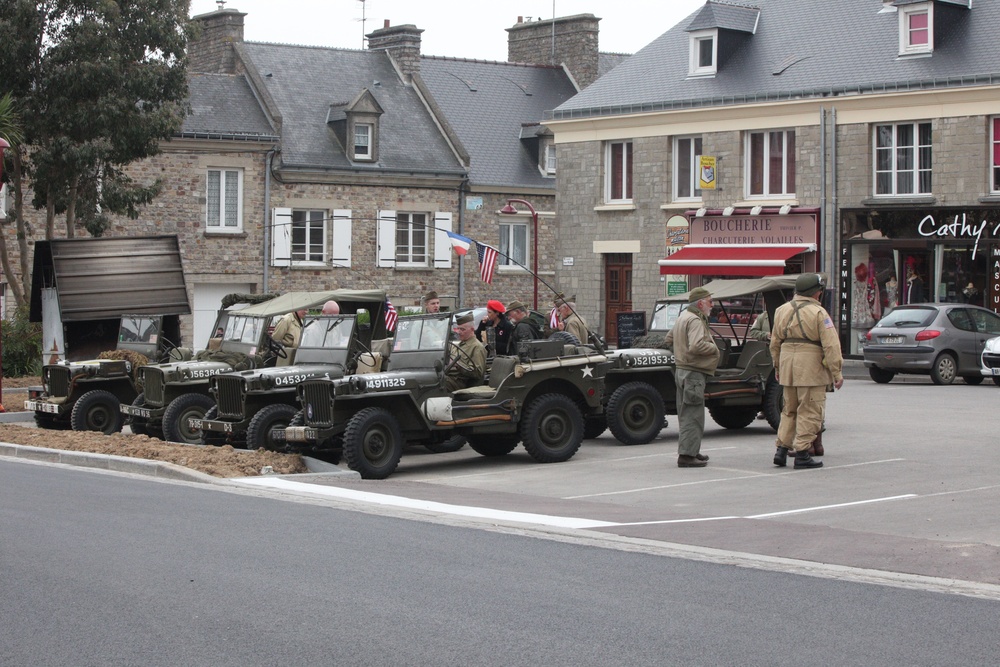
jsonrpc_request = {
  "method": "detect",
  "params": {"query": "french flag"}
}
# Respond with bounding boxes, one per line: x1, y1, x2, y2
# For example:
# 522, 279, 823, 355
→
447, 231, 472, 256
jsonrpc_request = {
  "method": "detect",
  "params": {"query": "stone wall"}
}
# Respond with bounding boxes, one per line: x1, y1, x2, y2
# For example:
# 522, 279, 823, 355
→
507, 15, 600, 88
187, 8, 246, 75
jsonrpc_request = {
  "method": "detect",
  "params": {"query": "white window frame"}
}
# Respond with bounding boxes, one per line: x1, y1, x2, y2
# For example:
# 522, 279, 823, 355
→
394, 212, 429, 267
899, 2, 933, 55
991, 117, 1000, 194
688, 29, 718, 77
206, 168, 243, 233
873, 121, 932, 197
291, 209, 327, 265
604, 140, 633, 204
545, 144, 557, 175
745, 129, 796, 199
353, 122, 373, 160
673, 135, 703, 202
498, 221, 528, 269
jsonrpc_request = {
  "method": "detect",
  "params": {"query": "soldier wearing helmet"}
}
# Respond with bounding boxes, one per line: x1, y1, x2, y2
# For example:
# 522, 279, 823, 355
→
769, 274, 844, 470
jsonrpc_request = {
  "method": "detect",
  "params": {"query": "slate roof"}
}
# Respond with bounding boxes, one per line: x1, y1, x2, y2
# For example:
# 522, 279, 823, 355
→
238, 43, 466, 175
553, 0, 997, 120
685, 1, 760, 33
418, 57, 578, 189
598, 52, 631, 78
181, 73, 278, 140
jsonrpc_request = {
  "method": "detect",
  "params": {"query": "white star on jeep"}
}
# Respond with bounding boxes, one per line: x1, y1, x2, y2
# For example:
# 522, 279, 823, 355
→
581, 365, 594, 378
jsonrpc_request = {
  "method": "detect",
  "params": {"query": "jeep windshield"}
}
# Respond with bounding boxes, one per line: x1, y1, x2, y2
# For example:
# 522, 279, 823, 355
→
120, 316, 160, 344
299, 316, 354, 349
393, 317, 451, 352
223, 315, 267, 345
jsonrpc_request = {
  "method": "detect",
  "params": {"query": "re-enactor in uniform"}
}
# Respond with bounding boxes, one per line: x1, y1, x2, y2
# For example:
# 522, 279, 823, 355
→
444, 313, 487, 392
272, 308, 307, 367
769, 273, 844, 469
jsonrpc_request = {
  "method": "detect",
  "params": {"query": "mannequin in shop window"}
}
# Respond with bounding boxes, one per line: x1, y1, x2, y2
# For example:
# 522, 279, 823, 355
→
962, 282, 979, 304
884, 275, 898, 309
851, 263, 874, 328
904, 265, 924, 304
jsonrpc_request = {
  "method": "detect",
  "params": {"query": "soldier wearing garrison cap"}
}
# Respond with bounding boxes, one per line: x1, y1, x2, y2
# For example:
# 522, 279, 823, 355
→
506, 299, 543, 345
770, 273, 844, 470
423, 291, 441, 314
445, 312, 486, 392
664, 286, 719, 467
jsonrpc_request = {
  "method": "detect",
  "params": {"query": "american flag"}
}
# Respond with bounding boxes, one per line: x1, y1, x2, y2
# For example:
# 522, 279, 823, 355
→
384, 299, 398, 332
550, 307, 560, 329
475, 242, 499, 284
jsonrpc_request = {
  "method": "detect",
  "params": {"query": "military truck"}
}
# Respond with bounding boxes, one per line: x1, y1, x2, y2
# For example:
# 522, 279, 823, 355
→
121, 290, 350, 444
594, 275, 801, 444
24, 314, 182, 434
283, 313, 611, 479
191, 290, 387, 450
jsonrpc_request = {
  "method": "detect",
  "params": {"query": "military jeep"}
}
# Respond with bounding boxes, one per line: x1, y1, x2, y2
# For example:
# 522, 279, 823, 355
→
121, 290, 359, 444
24, 314, 181, 434
284, 313, 611, 479
191, 291, 387, 450
595, 275, 801, 444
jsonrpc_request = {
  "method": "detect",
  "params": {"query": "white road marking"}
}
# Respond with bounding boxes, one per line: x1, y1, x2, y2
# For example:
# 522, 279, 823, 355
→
746, 494, 917, 519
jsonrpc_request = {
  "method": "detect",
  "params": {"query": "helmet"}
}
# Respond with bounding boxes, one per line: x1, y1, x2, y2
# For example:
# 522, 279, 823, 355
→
795, 273, 825, 294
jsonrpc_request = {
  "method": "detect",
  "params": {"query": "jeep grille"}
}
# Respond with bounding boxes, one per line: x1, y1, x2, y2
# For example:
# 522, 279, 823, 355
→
301, 382, 333, 426
215, 376, 247, 419
143, 368, 165, 406
46, 367, 71, 398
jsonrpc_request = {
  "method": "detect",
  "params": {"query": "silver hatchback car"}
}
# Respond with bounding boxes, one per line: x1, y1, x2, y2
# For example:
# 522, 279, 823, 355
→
863, 303, 1000, 385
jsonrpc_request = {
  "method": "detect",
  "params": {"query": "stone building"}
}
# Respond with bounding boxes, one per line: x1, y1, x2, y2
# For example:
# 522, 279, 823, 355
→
546, 0, 1000, 354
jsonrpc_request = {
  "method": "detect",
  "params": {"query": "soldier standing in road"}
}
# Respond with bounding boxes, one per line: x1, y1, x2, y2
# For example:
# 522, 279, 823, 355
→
272, 308, 307, 366
770, 274, 844, 469
444, 313, 487, 392
664, 287, 720, 468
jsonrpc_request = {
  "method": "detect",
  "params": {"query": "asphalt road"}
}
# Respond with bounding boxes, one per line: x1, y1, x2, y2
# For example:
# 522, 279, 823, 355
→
3, 460, 999, 667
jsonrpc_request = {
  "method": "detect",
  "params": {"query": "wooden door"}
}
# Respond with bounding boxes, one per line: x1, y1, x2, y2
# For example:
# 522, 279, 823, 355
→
604, 253, 633, 345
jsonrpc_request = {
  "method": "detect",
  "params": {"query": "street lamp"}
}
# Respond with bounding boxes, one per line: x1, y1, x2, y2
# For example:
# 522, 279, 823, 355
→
499, 198, 539, 310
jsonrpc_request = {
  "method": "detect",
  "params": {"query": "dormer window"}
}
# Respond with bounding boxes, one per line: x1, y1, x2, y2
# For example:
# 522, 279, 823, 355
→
689, 29, 718, 76
545, 144, 557, 175
354, 123, 373, 160
899, 2, 933, 55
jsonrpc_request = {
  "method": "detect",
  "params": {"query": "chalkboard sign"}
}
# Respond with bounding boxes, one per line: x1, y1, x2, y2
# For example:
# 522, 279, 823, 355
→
615, 311, 647, 349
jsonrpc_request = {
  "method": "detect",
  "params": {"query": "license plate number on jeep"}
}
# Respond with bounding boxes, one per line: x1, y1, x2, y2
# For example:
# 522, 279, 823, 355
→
121, 404, 152, 419
880, 336, 903, 344
284, 426, 317, 443
190, 419, 232, 433
24, 400, 60, 414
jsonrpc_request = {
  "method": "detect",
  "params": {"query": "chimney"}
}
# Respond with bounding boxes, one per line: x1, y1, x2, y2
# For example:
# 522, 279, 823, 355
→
188, 7, 246, 74
506, 14, 600, 88
367, 22, 423, 81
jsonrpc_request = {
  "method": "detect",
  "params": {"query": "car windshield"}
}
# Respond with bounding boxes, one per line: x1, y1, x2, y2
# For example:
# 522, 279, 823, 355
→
875, 307, 936, 328
224, 315, 266, 344
299, 316, 353, 349
120, 316, 159, 344
393, 317, 451, 352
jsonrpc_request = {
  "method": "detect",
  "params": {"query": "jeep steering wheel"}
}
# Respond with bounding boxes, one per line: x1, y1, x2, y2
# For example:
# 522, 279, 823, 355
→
267, 336, 288, 359
158, 336, 180, 362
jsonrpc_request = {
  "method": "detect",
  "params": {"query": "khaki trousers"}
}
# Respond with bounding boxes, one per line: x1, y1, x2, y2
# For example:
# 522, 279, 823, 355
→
776, 384, 826, 452
675, 368, 707, 457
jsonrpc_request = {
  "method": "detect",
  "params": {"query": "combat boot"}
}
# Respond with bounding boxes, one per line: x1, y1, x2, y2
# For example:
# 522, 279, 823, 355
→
773, 446, 788, 467
794, 448, 823, 469
808, 431, 824, 457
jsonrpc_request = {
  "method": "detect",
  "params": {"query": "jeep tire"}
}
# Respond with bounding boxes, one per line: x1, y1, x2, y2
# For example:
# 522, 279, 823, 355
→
425, 435, 467, 453
343, 407, 403, 479
199, 406, 228, 446
247, 403, 298, 451
708, 405, 758, 429
467, 435, 519, 457
606, 382, 665, 445
583, 414, 608, 440
520, 393, 584, 463
127, 392, 149, 436
163, 393, 215, 444
763, 375, 783, 431
71, 389, 123, 435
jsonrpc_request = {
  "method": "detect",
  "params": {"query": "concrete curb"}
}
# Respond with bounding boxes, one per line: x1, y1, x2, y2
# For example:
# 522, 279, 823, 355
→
0, 441, 219, 483
0, 412, 36, 423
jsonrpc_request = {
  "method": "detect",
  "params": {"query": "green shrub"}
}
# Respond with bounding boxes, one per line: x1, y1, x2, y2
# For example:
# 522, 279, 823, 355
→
1, 304, 43, 377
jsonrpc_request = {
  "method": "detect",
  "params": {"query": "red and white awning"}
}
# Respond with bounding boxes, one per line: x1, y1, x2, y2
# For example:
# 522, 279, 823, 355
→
658, 244, 816, 276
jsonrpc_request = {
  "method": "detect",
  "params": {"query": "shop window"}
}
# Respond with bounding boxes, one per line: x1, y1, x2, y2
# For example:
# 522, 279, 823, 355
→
747, 130, 795, 198
874, 122, 932, 196
991, 117, 1000, 193
673, 136, 703, 201
605, 140, 633, 203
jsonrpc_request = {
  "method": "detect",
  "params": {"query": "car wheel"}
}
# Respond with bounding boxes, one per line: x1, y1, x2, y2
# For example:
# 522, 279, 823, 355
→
708, 405, 758, 430
467, 435, 520, 457
70, 390, 123, 435
763, 374, 783, 431
162, 393, 215, 444
606, 382, 665, 445
127, 392, 148, 435
520, 393, 584, 463
869, 366, 896, 384
343, 407, 403, 479
930, 353, 957, 385
425, 436, 467, 453
246, 403, 298, 451
964, 375, 984, 385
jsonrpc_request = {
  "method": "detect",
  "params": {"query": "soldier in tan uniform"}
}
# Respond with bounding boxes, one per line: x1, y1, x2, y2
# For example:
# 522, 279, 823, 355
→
444, 313, 487, 392
556, 299, 589, 345
769, 274, 844, 469
272, 308, 307, 367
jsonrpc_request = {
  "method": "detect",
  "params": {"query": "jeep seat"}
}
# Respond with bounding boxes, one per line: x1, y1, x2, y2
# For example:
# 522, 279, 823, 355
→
715, 339, 768, 376
356, 352, 382, 375
452, 355, 517, 399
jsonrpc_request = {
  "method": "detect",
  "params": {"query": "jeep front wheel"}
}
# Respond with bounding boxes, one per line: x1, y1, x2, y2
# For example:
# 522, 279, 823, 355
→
467, 435, 519, 457
343, 407, 403, 479
247, 404, 298, 451
763, 375, 783, 431
426, 435, 467, 453
127, 392, 148, 436
71, 390, 123, 435
163, 393, 215, 444
520, 393, 584, 463
606, 382, 665, 445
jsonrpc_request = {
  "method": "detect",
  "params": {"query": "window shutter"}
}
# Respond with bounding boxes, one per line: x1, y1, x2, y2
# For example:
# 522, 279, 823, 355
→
271, 207, 292, 267
377, 210, 396, 268
433, 212, 453, 269
330, 209, 352, 268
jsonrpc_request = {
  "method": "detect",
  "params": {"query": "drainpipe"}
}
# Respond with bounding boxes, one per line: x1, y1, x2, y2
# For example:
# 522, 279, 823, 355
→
820, 107, 826, 275
263, 149, 275, 293
831, 108, 838, 280
457, 179, 469, 307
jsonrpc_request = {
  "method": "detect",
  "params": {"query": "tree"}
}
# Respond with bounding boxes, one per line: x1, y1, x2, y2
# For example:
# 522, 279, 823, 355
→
0, 0, 193, 306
